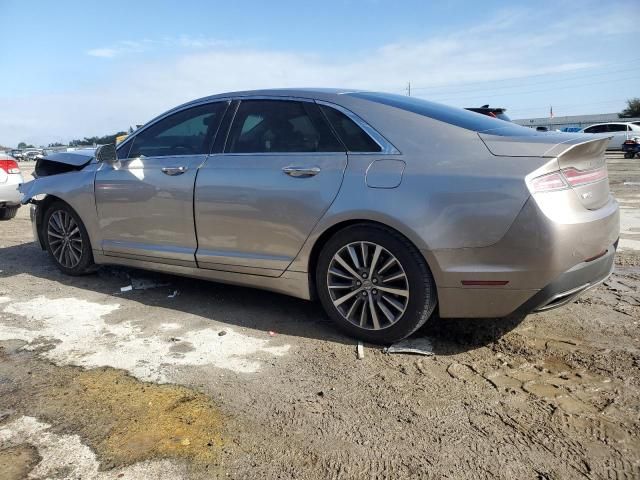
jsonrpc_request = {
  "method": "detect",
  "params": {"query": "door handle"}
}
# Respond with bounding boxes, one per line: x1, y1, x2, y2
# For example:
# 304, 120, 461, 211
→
282, 166, 321, 178
161, 166, 188, 176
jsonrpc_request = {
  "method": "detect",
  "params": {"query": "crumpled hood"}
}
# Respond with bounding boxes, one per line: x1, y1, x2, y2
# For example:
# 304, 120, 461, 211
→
42, 149, 97, 167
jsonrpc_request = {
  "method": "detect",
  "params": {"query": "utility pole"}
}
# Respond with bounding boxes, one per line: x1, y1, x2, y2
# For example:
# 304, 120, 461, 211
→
406, 81, 411, 96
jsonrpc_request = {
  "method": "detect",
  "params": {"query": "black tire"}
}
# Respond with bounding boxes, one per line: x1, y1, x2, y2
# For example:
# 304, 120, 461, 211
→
624, 152, 633, 159
0, 206, 19, 220
316, 224, 437, 344
43, 201, 95, 275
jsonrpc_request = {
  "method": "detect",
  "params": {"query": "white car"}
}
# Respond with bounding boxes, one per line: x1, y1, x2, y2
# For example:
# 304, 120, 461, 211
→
580, 122, 640, 150
0, 154, 24, 220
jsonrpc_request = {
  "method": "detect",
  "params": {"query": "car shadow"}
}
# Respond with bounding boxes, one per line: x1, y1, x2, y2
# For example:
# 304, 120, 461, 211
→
0, 241, 527, 353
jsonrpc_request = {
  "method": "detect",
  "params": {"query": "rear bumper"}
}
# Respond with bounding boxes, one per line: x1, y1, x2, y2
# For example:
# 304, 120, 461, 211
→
0, 178, 22, 206
428, 193, 620, 318
517, 240, 616, 313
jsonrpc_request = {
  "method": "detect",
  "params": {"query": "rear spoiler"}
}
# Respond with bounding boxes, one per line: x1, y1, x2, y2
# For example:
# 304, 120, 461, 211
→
478, 131, 613, 158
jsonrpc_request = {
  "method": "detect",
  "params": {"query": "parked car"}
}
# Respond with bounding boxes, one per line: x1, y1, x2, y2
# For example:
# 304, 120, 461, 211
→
0, 154, 24, 220
465, 105, 511, 121
20, 89, 619, 343
22, 149, 43, 161
10, 150, 24, 161
580, 122, 640, 150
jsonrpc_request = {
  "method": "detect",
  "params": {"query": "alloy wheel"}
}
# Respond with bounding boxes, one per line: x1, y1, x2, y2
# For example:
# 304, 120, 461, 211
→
327, 241, 410, 330
47, 210, 83, 269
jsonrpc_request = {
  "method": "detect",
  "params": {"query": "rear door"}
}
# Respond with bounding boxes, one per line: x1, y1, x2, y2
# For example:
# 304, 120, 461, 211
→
194, 98, 347, 276
95, 101, 228, 265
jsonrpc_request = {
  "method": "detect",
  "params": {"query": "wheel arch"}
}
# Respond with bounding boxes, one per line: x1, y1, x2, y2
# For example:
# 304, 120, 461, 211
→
35, 195, 85, 251
33, 195, 65, 249
306, 218, 437, 300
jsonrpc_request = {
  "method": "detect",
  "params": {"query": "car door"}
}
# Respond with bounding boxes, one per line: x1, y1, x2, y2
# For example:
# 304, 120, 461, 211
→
607, 124, 627, 149
194, 98, 348, 276
95, 101, 228, 266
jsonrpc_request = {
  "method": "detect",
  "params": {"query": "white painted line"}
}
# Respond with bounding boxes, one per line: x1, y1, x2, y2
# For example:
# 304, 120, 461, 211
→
0, 296, 290, 382
0, 416, 187, 480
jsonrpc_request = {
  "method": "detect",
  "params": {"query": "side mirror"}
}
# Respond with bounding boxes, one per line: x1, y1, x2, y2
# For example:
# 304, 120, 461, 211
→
95, 144, 117, 164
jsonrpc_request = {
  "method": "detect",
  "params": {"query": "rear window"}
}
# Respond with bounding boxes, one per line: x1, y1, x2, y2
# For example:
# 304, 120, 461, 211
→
349, 92, 528, 135
319, 105, 381, 152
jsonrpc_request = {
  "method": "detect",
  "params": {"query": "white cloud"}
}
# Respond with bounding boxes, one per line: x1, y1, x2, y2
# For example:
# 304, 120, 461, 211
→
87, 48, 119, 58
86, 36, 230, 58
1, 5, 634, 146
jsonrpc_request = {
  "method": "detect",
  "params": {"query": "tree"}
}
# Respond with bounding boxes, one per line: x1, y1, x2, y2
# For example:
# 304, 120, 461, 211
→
48, 142, 65, 147
68, 131, 127, 147
619, 98, 640, 118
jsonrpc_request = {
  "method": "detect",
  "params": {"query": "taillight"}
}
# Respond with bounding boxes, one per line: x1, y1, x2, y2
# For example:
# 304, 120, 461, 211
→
529, 166, 608, 193
530, 172, 567, 192
0, 159, 20, 174
562, 167, 608, 187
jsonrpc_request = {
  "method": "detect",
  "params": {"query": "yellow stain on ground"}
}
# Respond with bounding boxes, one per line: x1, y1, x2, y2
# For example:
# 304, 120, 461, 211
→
43, 367, 224, 467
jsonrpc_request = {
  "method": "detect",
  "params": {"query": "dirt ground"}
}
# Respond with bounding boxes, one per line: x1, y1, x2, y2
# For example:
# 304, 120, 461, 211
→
0, 153, 639, 479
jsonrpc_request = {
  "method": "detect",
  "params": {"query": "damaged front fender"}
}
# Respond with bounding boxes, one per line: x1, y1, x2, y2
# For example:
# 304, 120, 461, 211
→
19, 158, 102, 256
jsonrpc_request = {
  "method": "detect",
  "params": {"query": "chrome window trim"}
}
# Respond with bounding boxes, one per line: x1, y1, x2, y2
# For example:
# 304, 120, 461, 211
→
218, 152, 347, 157
315, 100, 401, 155
118, 95, 401, 157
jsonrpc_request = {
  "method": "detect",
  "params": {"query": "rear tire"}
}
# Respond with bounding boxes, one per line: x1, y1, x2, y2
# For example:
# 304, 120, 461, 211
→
316, 224, 438, 344
0, 206, 19, 220
43, 201, 95, 275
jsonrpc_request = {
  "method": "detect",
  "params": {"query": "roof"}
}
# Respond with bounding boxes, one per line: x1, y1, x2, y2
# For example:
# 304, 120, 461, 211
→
179, 88, 358, 109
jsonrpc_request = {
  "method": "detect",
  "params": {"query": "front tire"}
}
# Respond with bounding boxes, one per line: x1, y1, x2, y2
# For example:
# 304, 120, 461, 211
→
43, 201, 95, 275
316, 224, 437, 344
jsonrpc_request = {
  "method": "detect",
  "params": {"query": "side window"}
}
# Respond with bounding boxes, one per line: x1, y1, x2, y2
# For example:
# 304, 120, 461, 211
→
608, 124, 626, 133
128, 102, 227, 158
319, 105, 381, 152
117, 140, 132, 160
225, 100, 343, 153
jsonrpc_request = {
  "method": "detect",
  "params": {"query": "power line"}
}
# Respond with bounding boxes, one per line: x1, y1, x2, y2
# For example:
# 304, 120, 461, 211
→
417, 74, 640, 103
407, 57, 640, 92
409, 65, 640, 96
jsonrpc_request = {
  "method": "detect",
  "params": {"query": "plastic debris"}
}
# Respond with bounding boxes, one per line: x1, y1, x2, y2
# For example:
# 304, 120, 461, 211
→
120, 285, 133, 292
384, 337, 434, 356
357, 341, 365, 360
268, 331, 277, 337
168, 290, 179, 298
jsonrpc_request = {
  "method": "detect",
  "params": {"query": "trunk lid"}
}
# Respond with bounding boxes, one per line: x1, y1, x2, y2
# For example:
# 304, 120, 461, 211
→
479, 131, 612, 210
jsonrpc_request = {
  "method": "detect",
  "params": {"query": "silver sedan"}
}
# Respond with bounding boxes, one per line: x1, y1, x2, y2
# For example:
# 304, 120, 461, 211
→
21, 89, 619, 343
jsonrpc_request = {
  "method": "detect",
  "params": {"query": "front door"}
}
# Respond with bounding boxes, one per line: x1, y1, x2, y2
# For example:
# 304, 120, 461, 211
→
95, 101, 228, 266
194, 99, 348, 276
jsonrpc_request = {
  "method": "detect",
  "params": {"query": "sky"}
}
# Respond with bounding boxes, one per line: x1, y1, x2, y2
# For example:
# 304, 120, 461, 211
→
1, 0, 638, 147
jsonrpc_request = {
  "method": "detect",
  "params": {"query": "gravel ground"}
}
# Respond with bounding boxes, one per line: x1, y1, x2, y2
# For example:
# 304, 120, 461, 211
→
0, 154, 639, 479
